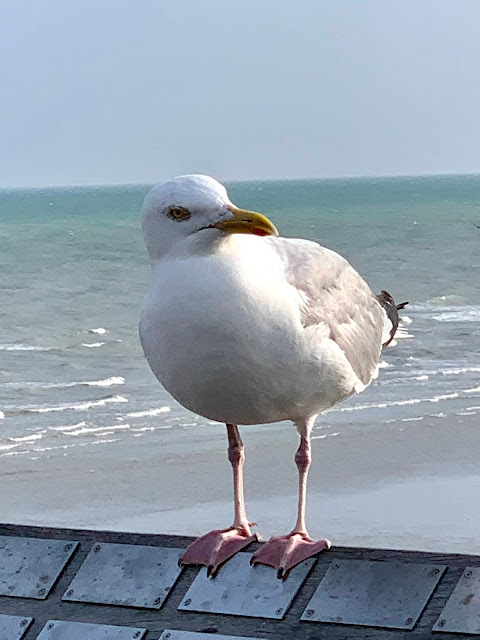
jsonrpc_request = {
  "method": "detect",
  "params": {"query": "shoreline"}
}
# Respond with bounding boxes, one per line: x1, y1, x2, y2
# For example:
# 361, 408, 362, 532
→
2, 411, 480, 555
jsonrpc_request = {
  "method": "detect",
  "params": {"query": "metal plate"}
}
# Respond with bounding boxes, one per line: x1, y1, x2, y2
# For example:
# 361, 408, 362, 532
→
178, 552, 315, 619
0, 536, 78, 599
36, 620, 146, 639
62, 542, 183, 608
160, 631, 266, 640
433, 567, 480, 633
301, 559, 445, 629
0, 614, 32, 640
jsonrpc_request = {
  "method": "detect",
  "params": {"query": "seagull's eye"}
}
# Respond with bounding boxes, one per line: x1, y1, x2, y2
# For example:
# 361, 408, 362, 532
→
168, 206, 191, 221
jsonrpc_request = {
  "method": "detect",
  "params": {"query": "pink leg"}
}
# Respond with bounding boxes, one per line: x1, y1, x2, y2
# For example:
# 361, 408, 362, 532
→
251, 420, 330, 579
179, 423, 259, 576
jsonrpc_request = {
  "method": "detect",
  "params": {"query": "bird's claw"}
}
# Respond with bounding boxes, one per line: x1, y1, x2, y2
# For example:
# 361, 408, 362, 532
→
250, 532, 331, 579
179, 527, 260, 576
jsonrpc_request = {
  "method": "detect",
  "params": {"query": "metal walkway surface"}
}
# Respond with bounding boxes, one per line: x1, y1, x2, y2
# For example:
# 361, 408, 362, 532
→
0, 522, 479, 639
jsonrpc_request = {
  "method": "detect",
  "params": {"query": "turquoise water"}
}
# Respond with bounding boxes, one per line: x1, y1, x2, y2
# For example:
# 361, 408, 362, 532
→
1, 174, 480, 460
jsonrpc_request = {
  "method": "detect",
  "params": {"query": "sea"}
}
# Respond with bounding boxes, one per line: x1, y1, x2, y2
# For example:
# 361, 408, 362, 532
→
1, 174, 480, 470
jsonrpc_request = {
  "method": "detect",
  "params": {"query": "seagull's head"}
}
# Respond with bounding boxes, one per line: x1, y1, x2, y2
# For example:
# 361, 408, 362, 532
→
141, 174, 278, 260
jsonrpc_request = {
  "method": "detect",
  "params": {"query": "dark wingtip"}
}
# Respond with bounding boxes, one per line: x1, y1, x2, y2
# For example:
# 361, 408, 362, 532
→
376, 290, 408, 347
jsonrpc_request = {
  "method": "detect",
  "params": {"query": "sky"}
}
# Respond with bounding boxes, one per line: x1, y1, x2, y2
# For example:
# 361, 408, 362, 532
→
1, 0, 480, 187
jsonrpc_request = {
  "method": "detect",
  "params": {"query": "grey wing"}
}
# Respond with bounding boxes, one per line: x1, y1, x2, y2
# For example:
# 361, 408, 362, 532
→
270, 237, 385, 387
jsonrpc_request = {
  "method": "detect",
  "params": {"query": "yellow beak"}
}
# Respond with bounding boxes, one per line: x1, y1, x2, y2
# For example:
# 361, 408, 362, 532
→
214, 205, 279, 237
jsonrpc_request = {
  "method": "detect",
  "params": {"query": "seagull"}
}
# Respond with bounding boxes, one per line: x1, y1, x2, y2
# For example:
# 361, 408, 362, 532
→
139, 174, 406, 579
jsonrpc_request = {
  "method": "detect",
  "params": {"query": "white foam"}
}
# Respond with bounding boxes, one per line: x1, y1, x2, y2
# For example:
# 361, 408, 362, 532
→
431, 307, 480, 323
49, 421, 87, 432
24, 395, 128, 414
81, 342, 105, 348
338, 391, 460, 413
86, 377, 125, 387
0, 344, 50, 351
0, 443, 20, 451
32, 438, 119, 453
0, 411, 4, 420
65, 424, 131, 436
464, 385, 480, 394
126, 407, 171, 418
9, 431, 46, 443
1, 376, 125, 390
442, 366, 480, 376
89, 328, 107, 335
378, 361, 392, 369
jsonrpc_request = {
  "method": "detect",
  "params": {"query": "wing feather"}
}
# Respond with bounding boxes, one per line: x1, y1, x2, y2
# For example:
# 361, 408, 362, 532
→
269, 238, 385, 387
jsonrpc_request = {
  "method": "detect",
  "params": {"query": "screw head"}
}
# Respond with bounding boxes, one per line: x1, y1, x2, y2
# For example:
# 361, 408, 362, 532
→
184, 597, 191, 606
438, 619, 446, 628
133, 633, 142, 639
465, 570, 473, 578
275, 607, 283, 615
154, 597, 161, 605
64, 544, 73, 552
20, 620, 28, 627
430, 568, 440, 576
38, 588, 46, 596
164, 634, 171, 640
94, 544, 101, 552
66, 589, 74, 597
405, 617, 414, 626
305, 609, 314, 617
333, 561, 340, 569
47, 623, 54, 630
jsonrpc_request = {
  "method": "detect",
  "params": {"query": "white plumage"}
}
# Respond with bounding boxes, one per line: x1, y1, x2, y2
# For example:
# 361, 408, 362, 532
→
140, 174, 397, 578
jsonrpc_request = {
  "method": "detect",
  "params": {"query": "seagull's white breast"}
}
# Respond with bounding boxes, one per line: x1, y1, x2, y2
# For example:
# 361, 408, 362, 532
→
140, 235, 357, 425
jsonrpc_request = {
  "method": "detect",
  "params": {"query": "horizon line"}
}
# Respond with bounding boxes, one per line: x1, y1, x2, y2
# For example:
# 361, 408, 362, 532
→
1, 169, 480, 192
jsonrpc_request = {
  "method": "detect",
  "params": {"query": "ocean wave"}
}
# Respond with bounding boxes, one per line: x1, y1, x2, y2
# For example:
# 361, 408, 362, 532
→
4, 395, 128, 416
336, 391, 462, 413
9, 431, 46, 443
126, 407, 171, 418
429, 307, 480, 323
64, 424, 131, 436
0, 343, 51, 351
49, 421, 86, 432
0, 443, 21, 451
0, 376, 125, 391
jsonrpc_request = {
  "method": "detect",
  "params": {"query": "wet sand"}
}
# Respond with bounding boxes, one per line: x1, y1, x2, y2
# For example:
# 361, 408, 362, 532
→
2, 411, 480, 554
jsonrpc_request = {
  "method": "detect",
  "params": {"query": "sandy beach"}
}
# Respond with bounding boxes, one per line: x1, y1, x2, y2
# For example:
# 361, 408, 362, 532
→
3, 410, 480, 554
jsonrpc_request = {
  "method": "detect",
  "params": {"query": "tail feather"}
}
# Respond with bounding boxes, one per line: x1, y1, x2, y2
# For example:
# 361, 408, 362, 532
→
376, 290, 409, 347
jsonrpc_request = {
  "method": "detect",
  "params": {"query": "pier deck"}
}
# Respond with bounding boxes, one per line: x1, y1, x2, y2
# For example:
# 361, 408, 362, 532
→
1, 522, 479, 639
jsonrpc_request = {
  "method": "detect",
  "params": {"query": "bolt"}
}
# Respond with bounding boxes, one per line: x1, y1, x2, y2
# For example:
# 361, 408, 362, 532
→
430, 568, 440, 576
333, 562, 340, 569
164, 634, 171, 640
94, 544, 101, 552
405, 617, 414, 626
305, 609, 315, 617
184, 598, 191, 606
66, 589, 74, 597
64, 544, 73, 552
465, 570, 473, 578
438, 619, 446, 628
133, 633, 142, 639
154, 597, 161, 605
47, 623, 54, 630
20, 620, 28, 627
275, 607, 283, 615
38, 588, 46, 596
